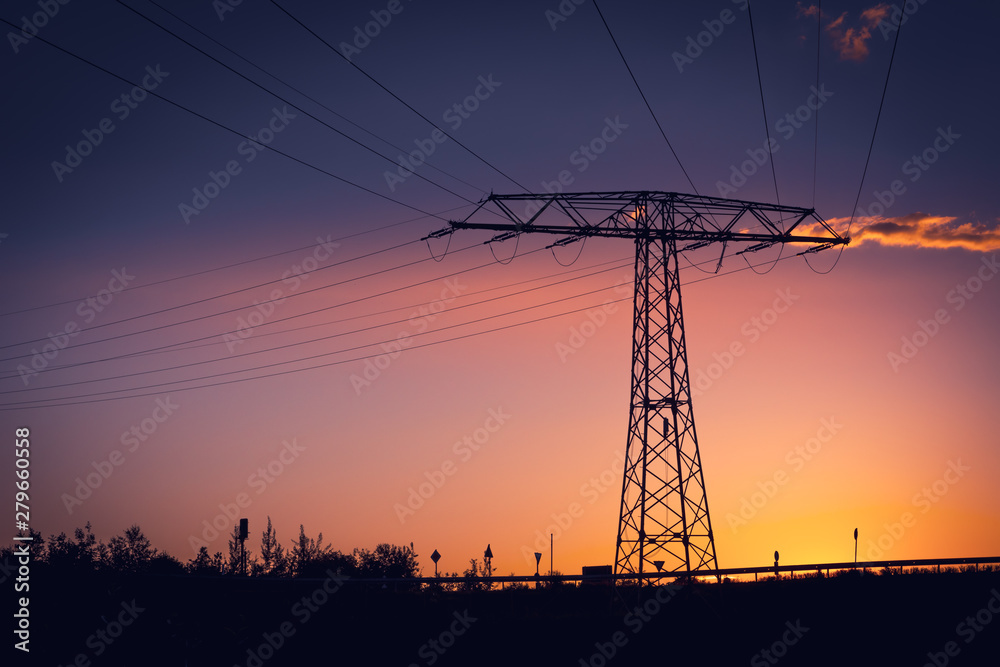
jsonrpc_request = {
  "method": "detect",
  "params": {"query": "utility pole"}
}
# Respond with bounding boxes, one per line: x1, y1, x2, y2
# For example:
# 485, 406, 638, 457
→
433, 191, 847, 578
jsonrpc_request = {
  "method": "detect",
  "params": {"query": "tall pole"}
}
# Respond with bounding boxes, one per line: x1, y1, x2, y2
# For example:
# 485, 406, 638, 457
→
615, 209, 717, 576
441, 191, 848, 580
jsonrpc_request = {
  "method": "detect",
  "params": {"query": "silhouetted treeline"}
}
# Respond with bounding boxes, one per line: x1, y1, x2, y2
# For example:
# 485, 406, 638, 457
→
2, 518, 418, 579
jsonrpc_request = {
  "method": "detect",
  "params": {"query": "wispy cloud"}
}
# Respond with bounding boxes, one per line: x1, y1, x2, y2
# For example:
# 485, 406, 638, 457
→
797, 3, 891, 62
817, 214, 1000, 252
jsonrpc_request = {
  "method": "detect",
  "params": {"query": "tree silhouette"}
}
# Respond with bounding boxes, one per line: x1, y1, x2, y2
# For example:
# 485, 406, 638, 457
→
46, 522, 100, 572
187, 546, 218, 575
355, 543, 419, 578
257, 516, 289, 577
106, 525, 154, 574
290, 524, 333, 576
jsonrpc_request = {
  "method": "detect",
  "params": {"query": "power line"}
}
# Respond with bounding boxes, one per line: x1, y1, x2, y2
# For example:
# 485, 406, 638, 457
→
846, 6, 903, 234
1, 249, 810, 409
811, 0, 822, 209
26, 255, 634, 369
116, 0, 482, 205
3, 266, 632, 396
0, 204, 473, 318
808, 1, 903, 275
2, 253, 631, 382
0, 285, 630, 408
746, 0, 780, 208
590, 0, 699, 194
268, 0, 529, 192
0, 17, 450, 228
142, 0, 486, 197
0, 239, 423, 355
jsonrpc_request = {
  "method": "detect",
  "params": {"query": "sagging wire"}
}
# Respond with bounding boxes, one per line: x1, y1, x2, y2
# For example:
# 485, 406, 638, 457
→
487, 232, 521, 265
546, 236, 587, 267
422, 227, 455, 262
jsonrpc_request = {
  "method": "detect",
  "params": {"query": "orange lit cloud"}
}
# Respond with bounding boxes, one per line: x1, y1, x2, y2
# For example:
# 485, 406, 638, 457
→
796, 3, 820, 19
817, 214, 1000, 252
819, 4, 890, 62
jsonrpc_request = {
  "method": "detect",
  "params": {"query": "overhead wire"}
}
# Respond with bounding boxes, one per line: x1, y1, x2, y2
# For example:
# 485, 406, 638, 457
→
1, 247, 813, 409
807, 1, 903, 275
0, 204, 473, 318
116, 0, 483, 206
743, 0, 784, 276
0, 239, 425, 355
2, 264, 636, 396
2, 251, 633, 381
268, 0, 529, 193
141, 0, 485, 197
0, 17, 451, 231
591, 0, 700, 195
811, 0, 822, 209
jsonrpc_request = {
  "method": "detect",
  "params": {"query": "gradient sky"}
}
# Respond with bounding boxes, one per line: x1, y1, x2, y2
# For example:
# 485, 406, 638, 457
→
2, 0, 998, 577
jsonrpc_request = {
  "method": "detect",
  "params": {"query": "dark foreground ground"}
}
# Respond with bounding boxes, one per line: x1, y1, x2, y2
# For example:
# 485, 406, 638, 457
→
11, 567, 1000, 666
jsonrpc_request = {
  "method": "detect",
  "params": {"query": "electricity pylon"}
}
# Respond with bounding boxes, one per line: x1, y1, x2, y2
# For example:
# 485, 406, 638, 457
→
432, 191, 848, 577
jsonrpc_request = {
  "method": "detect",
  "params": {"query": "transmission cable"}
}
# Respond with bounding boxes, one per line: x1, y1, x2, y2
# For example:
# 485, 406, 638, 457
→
1, 249, 814, 410
0, 18, 450, 230
116, 0, 481, 205
0, 204, 472, 318
591, 0, 699, 195
807, 2, 903, 275
269, 0, 529, 193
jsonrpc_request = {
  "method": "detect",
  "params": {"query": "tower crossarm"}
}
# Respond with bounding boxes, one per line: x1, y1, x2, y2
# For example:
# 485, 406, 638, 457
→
446, 191, 848, 249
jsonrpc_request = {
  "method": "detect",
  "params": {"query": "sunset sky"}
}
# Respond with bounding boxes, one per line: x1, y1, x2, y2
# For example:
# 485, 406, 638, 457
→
2, 0, 998, 577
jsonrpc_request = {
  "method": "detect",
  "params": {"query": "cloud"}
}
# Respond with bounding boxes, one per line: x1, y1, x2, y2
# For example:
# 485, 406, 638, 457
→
796, 2, 820, 18
817, 214, 1000, 252
796, 3, 820, 19
806, 4, 890, 62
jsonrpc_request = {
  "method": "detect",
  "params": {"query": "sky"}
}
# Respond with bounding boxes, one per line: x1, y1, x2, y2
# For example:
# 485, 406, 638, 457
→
2, 0, 999, 578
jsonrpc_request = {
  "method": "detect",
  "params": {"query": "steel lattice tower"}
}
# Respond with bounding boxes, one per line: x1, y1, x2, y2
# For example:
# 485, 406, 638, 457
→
434, 191, 847, 577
